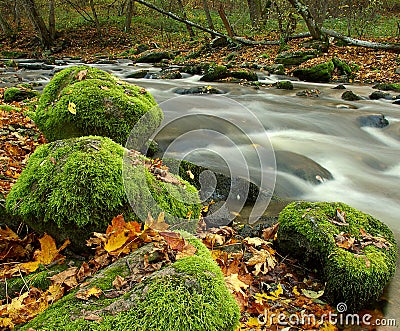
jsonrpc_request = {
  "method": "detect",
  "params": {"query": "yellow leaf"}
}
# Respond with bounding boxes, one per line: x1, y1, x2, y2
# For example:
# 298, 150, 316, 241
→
292, 285, 301, 296
254, 284, 283, 302
246, 317, 261, 327
68, 102, 76, 114
224, 273, 248, 294
104, 230, 129, 253
319, 322, 338, 330
145, 212, 169, 231
76, 286, 103, 300
0, 317, 14, 329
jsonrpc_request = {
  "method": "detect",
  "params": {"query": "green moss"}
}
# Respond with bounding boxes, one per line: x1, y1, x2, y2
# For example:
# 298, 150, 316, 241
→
200, 64, 229, 82
275, 80, 294, 90
1, 264, 70, 301
20, 237, 240, 331
292, 61, 334, 83
332, 57, 353, 76
6, 136, 201, 251
277, 201, 397, 311
373, 83, 400, 92
33, 66, 163, 145
0, 104, 20, 112
3, 87, 39, 102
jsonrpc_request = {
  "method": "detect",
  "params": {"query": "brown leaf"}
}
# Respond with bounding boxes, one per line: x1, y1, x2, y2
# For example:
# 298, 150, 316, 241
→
75, 69, 88, 81
262, 223, 279, 240
112, 275, 127, 290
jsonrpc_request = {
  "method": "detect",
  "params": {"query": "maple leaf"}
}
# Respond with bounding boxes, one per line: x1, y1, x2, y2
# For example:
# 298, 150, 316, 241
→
225, 273, 249, 295
20, 234, 69, 273
246, 246, 276, 276
76, 286, 103, 300
50, 267, 78, 290
262, 223, 279, 240
145, 212, 169, 231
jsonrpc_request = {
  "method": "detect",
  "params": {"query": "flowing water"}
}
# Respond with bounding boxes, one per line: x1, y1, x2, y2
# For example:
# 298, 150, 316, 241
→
2, 59, 399, 327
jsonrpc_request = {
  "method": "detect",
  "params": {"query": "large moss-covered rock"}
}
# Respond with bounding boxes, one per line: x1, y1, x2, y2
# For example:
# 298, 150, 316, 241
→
275, 50, 318, 66
5, 136, 201, 251
277, 201, 397, 311
33, 66, 163, 145
20, 235, 240, 331
292, 61, 334, 83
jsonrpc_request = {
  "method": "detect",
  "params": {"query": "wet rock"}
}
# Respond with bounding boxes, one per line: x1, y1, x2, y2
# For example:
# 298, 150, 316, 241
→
369, 91, 391, 100
341, 90, 361, 101
17, 63, 54, 70
174, 86, 225, 95
200, 64, 228, 82
230, 69, 258, 81
136, 50, 174, 63
266, 64, 285, 75
180, 64, 207, 75
275, 150, 333, 184
357, 114, 389, 128
393, 99, 400, 105
275, 50, 318, 66
292, 61, 334, 83
296, 89, 320, 97
126, 69, 149, 78
275, 80, 293, 90
160, 69, 182, 79
333, 84, 346, 89
3, 86, 39, 102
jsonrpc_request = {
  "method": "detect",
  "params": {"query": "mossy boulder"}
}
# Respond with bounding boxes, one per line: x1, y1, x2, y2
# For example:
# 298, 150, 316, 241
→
277, 201, 397, 311
230, 69, 258, 81
342, 90, 361, 101
5, 136, 201, 251
275, 50, 318, 66
275, 80, 294, 90
332, 57, 353, 77
3, 86, 39, 102
373, 83, 400, 92
33, 66, 163, 145
292, 61, 334, 83
200, 64, 229, 82
20, 235, 240, 331
136, 50, 174, 63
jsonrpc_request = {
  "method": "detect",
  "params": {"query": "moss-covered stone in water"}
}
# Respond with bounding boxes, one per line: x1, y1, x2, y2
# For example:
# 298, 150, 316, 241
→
3, 87, 39, 102
5, 136, 201, 251
33, 66, 163, 146
200, 64, 229, 82
373, 83, 400, 92
292, 61, 334, 83
275, 80, 294, 90
277, 201, 397, 311
20, 236, 240, 331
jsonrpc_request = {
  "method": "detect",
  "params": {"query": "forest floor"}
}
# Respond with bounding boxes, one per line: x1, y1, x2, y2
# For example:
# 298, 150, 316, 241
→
1, 26, 399, 84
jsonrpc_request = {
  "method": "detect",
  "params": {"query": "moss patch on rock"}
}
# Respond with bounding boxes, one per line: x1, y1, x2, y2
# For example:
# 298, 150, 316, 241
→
277, 201, 397, 311
20, 236, 240, 331
3, 86, 39, 102
5, 136, 201, 251
292, 61, 334, 83
33, 66, 163, 145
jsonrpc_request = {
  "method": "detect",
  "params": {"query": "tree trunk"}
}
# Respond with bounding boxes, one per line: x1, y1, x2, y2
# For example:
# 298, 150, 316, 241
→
19, 0, 53, 48
49, 0, 56, 39
124, 0, 135, 32
89, 0, 101, 35
176, 0, 195, 39
0, 13, 15, 40
321, 28, 400, 51
286, 0, 324, 40
218, 5, 234, 37
246, 0, 261, 27
202, 0, 215, 38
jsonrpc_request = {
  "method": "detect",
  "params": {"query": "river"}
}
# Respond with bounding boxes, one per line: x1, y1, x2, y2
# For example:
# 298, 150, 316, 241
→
2, 59, 399, 328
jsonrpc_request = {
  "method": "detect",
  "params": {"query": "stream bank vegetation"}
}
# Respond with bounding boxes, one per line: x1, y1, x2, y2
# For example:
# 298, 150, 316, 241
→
0, 0, 399, 84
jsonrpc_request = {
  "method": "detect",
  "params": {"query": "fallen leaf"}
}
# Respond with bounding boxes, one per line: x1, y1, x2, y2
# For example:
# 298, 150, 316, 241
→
68, 102, 76, 114
301, 289, 325, 299
76, 69, 88, 81
225, 273, 249, 295
76, 286, 103, 300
